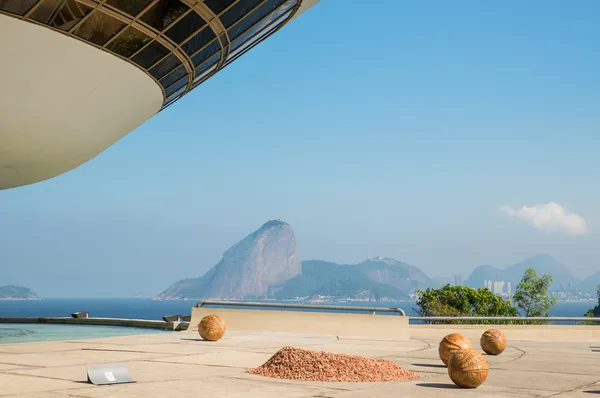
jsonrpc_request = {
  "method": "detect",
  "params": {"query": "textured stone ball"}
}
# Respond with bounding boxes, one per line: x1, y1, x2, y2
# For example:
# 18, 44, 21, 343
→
439, 333, 472, 366
448, 348, 489, 388
480, 328, 507, 355
198, 315, 226, 341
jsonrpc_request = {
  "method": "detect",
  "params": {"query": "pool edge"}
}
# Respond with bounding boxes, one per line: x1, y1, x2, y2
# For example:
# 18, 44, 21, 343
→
0, 317, 190, 331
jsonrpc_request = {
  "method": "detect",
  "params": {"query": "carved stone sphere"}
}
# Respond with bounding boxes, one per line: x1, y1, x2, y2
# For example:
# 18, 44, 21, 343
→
439, 333, 472, 366
198, 315, 226, 341
480, 328, 507, 355
448, 348, 489, 388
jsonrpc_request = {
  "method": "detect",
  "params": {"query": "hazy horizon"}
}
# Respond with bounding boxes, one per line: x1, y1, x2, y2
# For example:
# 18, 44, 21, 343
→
0, 217, 595, 298
1, 0, 599, 297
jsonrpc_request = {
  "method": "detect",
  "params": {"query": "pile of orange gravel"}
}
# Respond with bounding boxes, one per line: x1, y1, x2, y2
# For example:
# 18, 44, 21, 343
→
247, 346, 420, 382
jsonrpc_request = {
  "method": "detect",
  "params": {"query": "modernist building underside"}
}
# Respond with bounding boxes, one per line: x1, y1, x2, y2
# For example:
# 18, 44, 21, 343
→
0, 0, 319, 190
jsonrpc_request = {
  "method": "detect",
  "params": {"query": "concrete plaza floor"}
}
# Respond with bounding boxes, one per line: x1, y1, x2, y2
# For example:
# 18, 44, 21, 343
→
0, 324, 599, 397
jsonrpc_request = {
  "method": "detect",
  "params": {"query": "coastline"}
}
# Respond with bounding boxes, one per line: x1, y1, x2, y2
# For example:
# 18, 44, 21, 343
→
150, 297, 594, 304
0, 298, 593, 322
0, 297, 40, 301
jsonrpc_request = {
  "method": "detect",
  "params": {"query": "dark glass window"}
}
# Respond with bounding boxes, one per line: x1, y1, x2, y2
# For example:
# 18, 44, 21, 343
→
220, 0, 263, 29
139, 0, 189, 31
74, 11, 126, 46
227, 0, 284, 41
106, 27, 152, 58
29, 0, 59, 22
193, 62, 218, 85
165, 76, 188, 97
229, 0, 293, 49
149, 53, 181, 80
165, 10, 206, 44
195, 53, 220, 76
165, 86, 186, 104
227, 9, 288, 64
181, 26, 216, 56
30, 0, 92, 31
106, 0, 153, 17
0, 0, 39, 16
190, 39, 220, 66
203, 0, 236, 15
132, 40, 170, 68
160, 64, 187, 88
219, 33, 229, 47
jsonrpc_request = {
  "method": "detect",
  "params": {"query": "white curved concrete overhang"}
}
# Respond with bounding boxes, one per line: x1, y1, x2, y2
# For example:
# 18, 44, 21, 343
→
0, 0, 321, 190
0, 13, 163, 190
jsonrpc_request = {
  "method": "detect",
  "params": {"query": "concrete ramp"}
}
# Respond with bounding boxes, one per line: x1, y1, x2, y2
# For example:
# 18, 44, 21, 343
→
189, 308, 410, 340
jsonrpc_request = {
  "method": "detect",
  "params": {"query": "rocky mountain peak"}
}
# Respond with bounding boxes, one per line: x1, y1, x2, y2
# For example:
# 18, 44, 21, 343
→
260, 219, 289, 228
368, 257, 404, 265
156, 220, 300, 300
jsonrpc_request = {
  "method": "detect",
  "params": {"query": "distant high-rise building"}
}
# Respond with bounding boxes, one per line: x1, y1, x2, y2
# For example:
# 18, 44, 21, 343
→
492, 280, 505, 295
454, 274, 464, 286
481, 280, 511, 296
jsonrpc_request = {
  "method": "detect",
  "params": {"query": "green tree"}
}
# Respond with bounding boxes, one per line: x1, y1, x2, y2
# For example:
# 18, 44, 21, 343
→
414, 284, 518, 324
582, 285, 600, 325
512, 267, 557, 318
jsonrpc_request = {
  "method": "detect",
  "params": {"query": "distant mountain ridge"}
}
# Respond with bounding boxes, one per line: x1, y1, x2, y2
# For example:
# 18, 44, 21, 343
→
465, 254, 579, 291
156, 220, 595, 301
0, 285, 39, 300
357, 257, 436, 292
579, 272, 600, 294
156, 221, 436, 301
272, 258, 437, 300
156, 220, 301, 300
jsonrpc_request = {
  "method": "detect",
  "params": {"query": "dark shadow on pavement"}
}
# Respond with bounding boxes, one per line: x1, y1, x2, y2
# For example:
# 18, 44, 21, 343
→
583, 391, 600, 395
180, 338, 213, 342
416, 383, 459, 389
412, 363, 447, 369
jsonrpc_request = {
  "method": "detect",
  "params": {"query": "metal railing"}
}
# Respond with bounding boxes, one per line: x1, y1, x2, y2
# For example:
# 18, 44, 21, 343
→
411, 316, 600, 323
195, 300, 406, 316
193, 301, 600, 323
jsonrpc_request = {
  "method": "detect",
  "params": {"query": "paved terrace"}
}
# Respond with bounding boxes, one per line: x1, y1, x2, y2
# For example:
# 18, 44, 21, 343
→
1, 320, 600, 397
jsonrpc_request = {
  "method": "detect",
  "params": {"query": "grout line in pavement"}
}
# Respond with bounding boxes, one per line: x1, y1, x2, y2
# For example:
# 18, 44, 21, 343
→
547, 377, 600, 397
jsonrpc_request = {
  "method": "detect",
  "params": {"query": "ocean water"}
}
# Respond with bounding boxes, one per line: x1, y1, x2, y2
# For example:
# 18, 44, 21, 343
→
0, 298, 595, 321
0, 323, 165, 344
0, 299, 595, 344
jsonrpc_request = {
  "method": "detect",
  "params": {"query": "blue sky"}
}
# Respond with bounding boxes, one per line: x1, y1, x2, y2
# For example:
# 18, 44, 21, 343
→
1, 0, 599, 297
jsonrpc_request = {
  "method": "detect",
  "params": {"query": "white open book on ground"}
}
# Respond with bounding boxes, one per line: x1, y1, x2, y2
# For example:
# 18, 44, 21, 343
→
87, 364, 135, 385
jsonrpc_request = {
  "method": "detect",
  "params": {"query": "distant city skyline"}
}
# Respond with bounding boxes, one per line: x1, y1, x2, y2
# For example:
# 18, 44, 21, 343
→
453, 274, 464, 287
1, 0, 599, 297
482, 280, 512, 297
450, 274, 512, 297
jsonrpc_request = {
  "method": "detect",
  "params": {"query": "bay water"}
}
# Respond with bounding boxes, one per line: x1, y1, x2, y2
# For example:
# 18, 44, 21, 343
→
0, 298, 595, 323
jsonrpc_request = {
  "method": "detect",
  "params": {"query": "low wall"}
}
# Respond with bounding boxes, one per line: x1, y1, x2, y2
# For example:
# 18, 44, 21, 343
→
189, 307, 410, 340
0, 317, 189, 331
